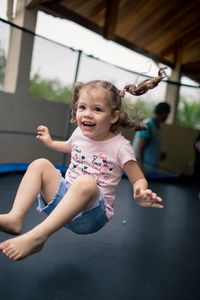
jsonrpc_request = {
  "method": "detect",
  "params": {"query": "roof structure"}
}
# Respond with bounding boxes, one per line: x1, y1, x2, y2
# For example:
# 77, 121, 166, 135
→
26, 0, 200, 83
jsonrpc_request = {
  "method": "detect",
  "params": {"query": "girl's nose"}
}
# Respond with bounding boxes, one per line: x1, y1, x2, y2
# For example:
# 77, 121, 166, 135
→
84, 109, 92, 117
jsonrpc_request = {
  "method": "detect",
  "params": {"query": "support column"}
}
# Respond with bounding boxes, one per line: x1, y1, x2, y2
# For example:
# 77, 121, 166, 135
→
3, 0, 38, 96
165, 48, 182, 124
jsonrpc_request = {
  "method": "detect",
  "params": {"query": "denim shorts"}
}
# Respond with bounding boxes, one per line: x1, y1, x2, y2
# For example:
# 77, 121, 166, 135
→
37, 175, 109, 235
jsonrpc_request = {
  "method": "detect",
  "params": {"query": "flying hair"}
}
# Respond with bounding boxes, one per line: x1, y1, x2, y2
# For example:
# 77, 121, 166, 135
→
119, 67, 167, 97
71, 67, 167, 132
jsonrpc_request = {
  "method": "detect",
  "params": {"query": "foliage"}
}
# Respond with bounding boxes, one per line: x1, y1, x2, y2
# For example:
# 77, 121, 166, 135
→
29, 73, 72, 104
176, 96, 200, 129
123, 97, 154, 121
29, 72, 200, 129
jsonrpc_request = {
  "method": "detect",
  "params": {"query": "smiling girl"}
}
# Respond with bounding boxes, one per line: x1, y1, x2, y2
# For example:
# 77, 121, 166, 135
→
0, 73, 165, 261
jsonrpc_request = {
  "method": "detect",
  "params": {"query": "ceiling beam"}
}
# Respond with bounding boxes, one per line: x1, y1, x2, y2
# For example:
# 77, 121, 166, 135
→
26, 0, 59, 9
103, 0, 119, 40
26, 0, 42, 8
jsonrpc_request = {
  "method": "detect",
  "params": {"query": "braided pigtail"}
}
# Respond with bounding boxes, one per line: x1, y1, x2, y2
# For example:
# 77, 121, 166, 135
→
120, 67, 167, 97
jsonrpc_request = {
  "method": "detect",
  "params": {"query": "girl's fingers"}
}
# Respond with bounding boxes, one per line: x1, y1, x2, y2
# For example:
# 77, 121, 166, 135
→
135, 187, 141, 196
151, 196, 164, 208
135, 188, 163, 208
37, 125, 47, 132
152, 203, 164, 209
36, 132, 44, 138
145, 189, 152, 194
156, 196, 163, 202
37, 125, 44, 130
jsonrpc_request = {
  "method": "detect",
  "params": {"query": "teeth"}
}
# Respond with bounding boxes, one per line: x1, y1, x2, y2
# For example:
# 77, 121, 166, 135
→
83, 121, 95, 126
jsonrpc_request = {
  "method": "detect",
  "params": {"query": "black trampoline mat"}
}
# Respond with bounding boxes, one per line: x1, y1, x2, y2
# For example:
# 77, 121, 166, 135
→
0, 173, 200, 300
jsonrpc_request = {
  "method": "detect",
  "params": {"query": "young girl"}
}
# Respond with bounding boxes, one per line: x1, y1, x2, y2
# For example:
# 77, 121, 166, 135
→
0, 71, 165, 261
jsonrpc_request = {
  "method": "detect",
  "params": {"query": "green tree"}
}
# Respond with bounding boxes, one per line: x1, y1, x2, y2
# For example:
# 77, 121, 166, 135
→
29, 73, 72, 104
29, 73, 200, 130
176, 96, 200, 129
123, 97, 154, 121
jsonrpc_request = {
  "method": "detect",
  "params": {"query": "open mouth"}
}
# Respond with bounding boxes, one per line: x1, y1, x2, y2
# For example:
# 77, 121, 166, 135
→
82, 121, 95, 127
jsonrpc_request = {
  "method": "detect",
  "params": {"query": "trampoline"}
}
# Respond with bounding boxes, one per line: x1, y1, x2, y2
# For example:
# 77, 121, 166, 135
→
0, 173, 200, 300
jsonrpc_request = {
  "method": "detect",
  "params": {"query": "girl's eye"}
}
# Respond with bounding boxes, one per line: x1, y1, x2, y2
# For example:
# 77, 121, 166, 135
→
78, 105, 85, 110
95, 107, 102, 112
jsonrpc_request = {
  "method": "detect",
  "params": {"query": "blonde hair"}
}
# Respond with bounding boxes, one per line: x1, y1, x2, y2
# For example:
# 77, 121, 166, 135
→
71, 67, 167, 132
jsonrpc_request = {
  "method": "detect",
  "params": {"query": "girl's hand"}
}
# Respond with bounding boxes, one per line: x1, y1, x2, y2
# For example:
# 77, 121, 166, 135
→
134, 187, 163, 209
36, 125, 53, 146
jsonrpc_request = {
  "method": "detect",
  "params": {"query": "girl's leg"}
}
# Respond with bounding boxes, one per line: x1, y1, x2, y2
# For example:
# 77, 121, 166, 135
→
0, 175, 100, 260
0, 158, 60, 235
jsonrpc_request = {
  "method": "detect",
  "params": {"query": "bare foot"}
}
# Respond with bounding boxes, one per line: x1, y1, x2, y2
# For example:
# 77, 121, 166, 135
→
0, 231, 46, 260
0, 213, 22, 235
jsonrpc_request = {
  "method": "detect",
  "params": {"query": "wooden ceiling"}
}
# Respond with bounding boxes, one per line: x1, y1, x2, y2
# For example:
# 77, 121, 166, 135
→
26, 0, 200, 83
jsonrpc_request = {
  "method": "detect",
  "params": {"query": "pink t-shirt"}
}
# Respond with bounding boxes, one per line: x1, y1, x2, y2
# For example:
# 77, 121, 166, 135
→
65, 127, 136, 219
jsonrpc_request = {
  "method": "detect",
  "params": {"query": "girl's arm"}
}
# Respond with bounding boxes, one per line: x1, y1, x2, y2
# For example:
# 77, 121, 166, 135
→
123, 160, 163, 209
36, 125, 71, 153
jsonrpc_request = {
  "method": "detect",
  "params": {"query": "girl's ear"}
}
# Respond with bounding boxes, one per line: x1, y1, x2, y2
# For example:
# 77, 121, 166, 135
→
111, 110, 120, 124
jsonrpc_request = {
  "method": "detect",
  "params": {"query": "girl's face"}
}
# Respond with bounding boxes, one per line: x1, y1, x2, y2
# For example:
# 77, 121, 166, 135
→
76, 86, 119, 141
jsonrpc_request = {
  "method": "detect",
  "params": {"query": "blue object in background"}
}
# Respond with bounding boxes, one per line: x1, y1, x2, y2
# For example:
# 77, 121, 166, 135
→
0, 163, 67, 174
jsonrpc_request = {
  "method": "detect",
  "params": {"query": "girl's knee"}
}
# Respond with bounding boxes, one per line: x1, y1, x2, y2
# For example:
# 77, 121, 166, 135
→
75, 175, 98, 195
28, 158, 52, 171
